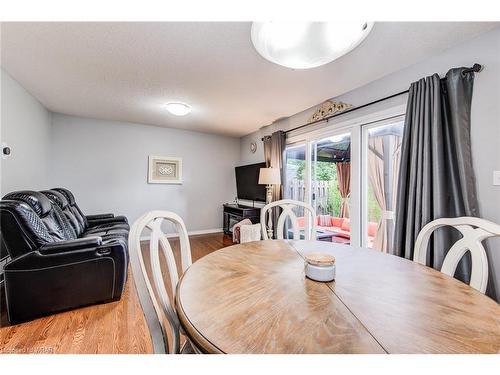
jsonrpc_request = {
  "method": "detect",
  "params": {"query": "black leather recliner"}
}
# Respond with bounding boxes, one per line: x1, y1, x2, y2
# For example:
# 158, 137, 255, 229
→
44, 188, 130, 243
0, 188, 129, 324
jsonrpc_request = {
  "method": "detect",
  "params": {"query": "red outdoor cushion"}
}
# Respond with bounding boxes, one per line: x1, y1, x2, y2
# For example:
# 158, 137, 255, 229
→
341, 218, 350, 231
297, 217, 305, 227
333, 229, 350, 239
318, 215, 332, 226
330, 217, 343, 228
367, 222, 378, 237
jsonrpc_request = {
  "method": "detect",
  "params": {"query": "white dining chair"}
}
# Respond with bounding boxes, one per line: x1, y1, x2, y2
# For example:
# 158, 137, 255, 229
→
261, 199, 317, 240
129, 210, 200, 354
413, 216, 500, 294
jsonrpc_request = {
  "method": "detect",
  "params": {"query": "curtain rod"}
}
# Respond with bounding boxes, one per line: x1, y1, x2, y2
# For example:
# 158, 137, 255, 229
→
261, 63, 483, 140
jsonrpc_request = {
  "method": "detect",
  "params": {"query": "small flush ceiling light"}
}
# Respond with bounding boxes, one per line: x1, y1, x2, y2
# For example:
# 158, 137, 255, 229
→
251, 22, 374, 69
165, 102, 192, 116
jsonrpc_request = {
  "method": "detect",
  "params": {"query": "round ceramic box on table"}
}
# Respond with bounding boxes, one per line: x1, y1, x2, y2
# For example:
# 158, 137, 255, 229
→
304, 252, 336, 282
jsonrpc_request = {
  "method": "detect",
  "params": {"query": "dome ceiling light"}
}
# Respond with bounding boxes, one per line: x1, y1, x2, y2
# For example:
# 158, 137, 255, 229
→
251, 22, 374, 69
165, 102, 192, 116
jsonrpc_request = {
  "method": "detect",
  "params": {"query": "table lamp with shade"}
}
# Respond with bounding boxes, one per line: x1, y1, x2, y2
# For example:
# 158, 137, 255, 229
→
259, 167, 281, 239
258, 167, 281, 204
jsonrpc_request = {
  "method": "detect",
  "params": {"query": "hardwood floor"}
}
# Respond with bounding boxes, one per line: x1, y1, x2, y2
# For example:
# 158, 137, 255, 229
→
0, 232, 233, 354
172, 232, 234, 261
0, 268, 153, 354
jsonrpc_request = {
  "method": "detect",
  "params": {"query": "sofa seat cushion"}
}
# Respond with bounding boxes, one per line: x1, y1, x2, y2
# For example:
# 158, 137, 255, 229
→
317, 226, 351, 239
330, 217, 343, 228
85, 222, 130, 233
317, 225, 336, 232
299, 216, 354, 240
332, 229, 351, 239
83, 227, 128, 236
83, 227, 129, 246
367, 222, 378, 237
340, 218, 351, 231
318, 215, 332, 226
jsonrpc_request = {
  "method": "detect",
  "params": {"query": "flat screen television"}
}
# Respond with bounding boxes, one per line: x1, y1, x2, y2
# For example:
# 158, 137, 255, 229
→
235, 162, 267, 202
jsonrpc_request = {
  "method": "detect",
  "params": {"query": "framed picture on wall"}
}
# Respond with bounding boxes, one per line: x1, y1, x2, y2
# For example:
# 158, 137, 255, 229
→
148, 155, 183, 184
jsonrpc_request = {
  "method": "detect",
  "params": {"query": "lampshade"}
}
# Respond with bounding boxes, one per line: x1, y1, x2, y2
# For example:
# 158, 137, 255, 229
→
259, 168, 281, 185
251, 22, 373, 69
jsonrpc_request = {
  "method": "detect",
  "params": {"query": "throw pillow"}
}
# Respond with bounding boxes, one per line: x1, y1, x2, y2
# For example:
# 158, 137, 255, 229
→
318, 214, 332, 227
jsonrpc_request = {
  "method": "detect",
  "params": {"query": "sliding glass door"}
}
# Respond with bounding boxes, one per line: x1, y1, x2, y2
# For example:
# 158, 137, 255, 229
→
284, 110, 405, 247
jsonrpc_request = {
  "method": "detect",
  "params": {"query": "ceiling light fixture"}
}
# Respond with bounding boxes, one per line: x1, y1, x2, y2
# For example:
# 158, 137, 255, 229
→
251, 22, 374, 69
165, 102, 192, 116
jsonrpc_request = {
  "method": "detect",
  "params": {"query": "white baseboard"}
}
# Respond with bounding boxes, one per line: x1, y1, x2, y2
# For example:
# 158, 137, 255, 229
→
140, 228, 223, 241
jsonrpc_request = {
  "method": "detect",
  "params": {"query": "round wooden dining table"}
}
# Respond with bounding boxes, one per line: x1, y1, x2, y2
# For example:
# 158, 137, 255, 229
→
175, 240, 500, 354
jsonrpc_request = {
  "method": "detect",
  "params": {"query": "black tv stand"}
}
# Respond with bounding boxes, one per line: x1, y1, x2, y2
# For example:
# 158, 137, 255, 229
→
223, 203, 261, 235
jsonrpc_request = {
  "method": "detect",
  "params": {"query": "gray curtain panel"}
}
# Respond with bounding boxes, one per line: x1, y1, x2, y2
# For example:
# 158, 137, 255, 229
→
263, 130, 286, 238
394, 67, 479, 283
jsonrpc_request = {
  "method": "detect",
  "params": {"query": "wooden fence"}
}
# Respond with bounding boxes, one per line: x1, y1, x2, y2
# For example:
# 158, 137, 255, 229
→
286, 179, 330, 215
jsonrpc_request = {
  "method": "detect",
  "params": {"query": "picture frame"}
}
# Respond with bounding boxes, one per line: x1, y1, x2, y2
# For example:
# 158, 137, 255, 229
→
148, 155, 183, 184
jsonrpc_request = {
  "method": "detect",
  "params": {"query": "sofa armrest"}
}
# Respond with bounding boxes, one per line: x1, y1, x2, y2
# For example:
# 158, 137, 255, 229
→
8, 240, 126, 270
39, 237, 103, 255
87, 215, 128, 227
86, 213, 115, 220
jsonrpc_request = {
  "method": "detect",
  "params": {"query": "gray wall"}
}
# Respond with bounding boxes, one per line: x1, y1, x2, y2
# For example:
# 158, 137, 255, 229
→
49, 113, 239, 231
240, 27, 500, 300
0, 69, 52, 195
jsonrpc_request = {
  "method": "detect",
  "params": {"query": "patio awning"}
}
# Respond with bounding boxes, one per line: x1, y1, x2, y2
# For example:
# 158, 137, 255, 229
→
287, 140, 350, 162
286, 122, 403, 163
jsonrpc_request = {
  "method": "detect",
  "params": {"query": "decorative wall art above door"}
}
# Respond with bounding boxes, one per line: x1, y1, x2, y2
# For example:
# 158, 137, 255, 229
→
308, 100, 352, 123
148, 155, 183, 184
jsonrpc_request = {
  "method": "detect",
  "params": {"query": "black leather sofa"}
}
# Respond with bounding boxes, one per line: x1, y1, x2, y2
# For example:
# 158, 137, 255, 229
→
0, 188, 129, 324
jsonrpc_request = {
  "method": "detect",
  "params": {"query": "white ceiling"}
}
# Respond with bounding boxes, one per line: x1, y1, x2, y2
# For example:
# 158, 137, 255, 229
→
1, 22, 498, 137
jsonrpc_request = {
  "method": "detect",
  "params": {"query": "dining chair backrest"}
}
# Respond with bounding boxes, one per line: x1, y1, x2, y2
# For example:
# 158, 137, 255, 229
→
413, 217, 500, 294
261, 199, 317, 240
129, 210, 192, 354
